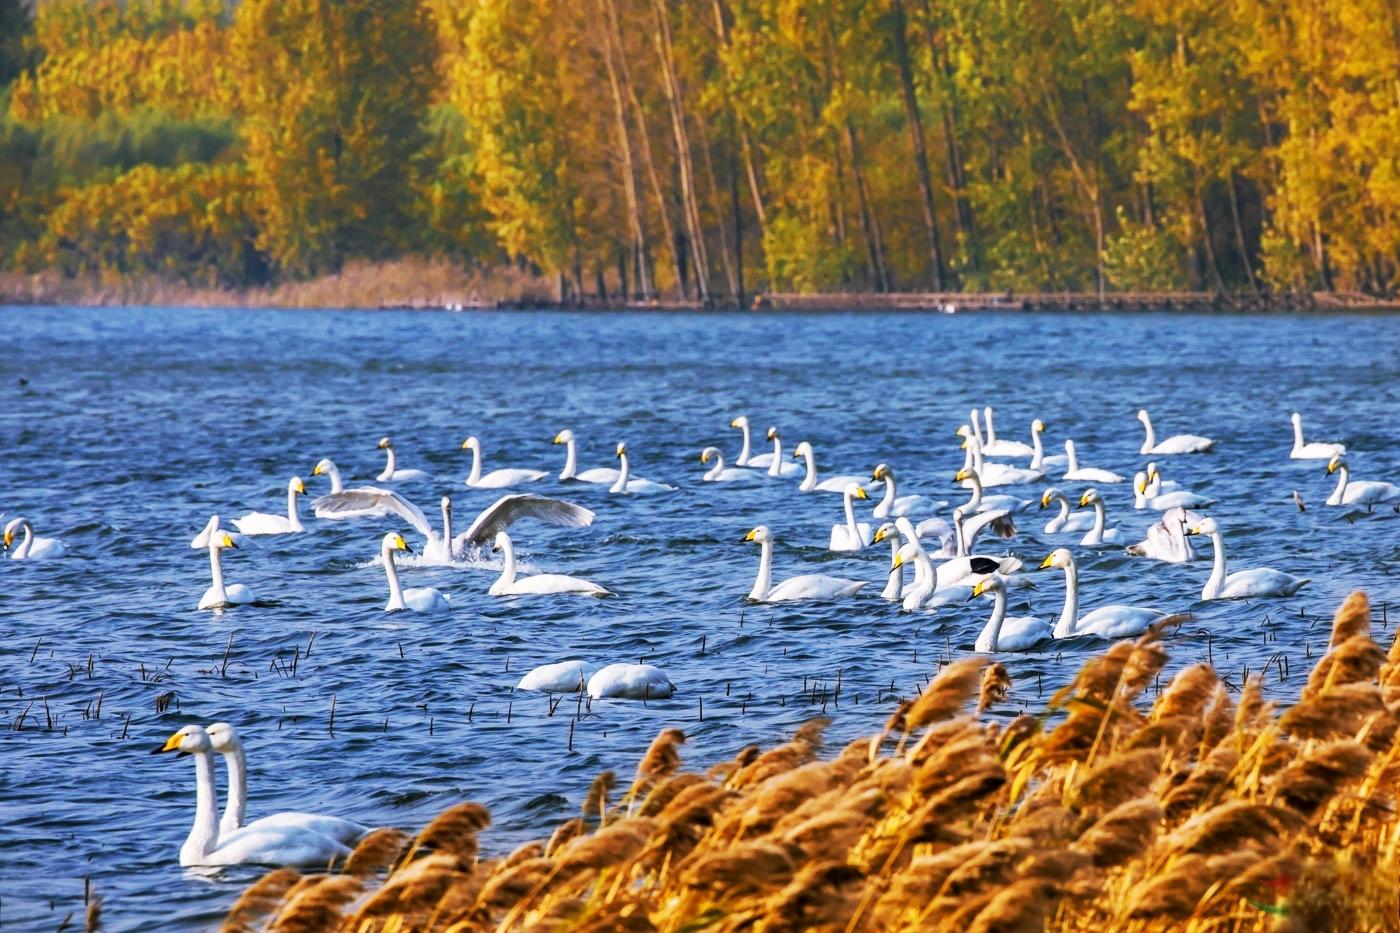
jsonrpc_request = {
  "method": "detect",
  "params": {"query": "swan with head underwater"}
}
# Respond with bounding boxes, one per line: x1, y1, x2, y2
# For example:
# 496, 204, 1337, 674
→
1062, 439, 1125, 483
1038, 548, 1168, 639
1290, 412, 1345, 460
829, 482, 873, 551
793, 441, 868, 493
193, 517, 255, 610
869, 463, 940, 518
1075, 489, 1122, 545
745, 525, 867, 602
204, 722, 368, 845
981, 406, 1035, 458
610, 442, 677, 494
729, 415, 772, 468
375, 436, 430, 482
153, 724, 352, 868
513, 659, 674, 699
970, 576, 1052, 652
488, 530, 609, 596
3, 516, 66, 559
461, 436, 547, 488
1325, 456, 1399, 508
554, 429, 621, 484
232, 476, 306, 535
1137, 408, 1214, 455
700, 446, 755, 483
1187, 517, 1310, 600
379, 531, 450, 612
1133, 470, 1215, 511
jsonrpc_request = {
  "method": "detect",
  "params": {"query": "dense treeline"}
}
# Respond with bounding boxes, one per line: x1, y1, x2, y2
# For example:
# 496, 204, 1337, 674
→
1, 0, 1397, 300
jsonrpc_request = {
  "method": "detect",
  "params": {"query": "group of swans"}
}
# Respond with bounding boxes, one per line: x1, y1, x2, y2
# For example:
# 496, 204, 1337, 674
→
156, 723, 367, 867
515, 659, 675, 699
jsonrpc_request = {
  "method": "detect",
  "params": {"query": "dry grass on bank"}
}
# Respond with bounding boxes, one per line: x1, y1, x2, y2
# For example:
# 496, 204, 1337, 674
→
225, 591, 1400, 932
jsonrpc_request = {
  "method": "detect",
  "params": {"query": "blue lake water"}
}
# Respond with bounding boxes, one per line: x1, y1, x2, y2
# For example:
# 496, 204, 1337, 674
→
1, 307, 1397, 929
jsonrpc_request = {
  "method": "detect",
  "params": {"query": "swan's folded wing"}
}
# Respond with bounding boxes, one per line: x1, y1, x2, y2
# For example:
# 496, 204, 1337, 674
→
458, 494, 596, 546
312, 488, 431, 536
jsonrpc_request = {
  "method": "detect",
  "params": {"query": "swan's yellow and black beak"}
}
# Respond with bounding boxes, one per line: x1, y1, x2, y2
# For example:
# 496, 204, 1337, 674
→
1039, 554, 1055, 569
2, 529, 11, 548
729, 418, 742, 428
293, 479, 306, 494
766, 428, 778, 440
220, 533, 237, 549
1187, 525, 1202, 536
873, 527, 888, 543
743, 529, 758, 542
855, 487, 869, 500
152, 732, 184, 755
972, 579, 990, 597
460, 438, 472, 449
1078, 492, 1092, 506
393, 533, 412, 553
377, 437, 391, 449
553, 433, 564, 444
954, 468, 971, 482
1039, 491, 1052, 509
892, 552, 905, 569
1327, 458, 1341, 474
1134, 477, 1147, 494
312, 463, 323, 476
960, 437, 969, 450
700, 451, 711, 464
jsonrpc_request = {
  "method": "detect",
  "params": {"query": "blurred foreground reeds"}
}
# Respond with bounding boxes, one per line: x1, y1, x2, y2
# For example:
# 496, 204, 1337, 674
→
226, 592, 1400, 932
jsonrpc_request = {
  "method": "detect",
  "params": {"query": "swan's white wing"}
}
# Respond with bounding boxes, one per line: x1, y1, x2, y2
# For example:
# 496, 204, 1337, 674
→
312, 487, 431, 536
458, 494, 596, 546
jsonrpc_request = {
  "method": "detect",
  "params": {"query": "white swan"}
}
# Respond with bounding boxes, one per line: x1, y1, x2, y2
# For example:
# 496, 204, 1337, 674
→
205, 723, 368, 845
1075, 489, 1122, 545
489, 530, 609, 596
1290, 412, 1345, 460
610, 442, 677, 494
762, 428, 802, 478
1188, 517, 1310, 600
794, 441, 867, 493
937, 510, 1020, 588
517, 660, 592, 693
3, 517, 65, 560
1039, 548, 1167, 638
730, 415, 772, 468
829, 483, 873, 551
1029, 419, 1069, 472
889, 540, 976, 611
233, 477, 306, 535
982, 407, 1034, 457
875, 522, 903, 600
1326, 457, 1400, 507
380, 532, 450, 612
198, 524, 255, 610
1145, 462, 1182, 492
154, 725, 351, 868
587, 663, 675, 700
310, 458, 345, 493
1133, 472, 1215, 510
1137, 409, 1214, 455
869, 463, 938, 518
375, 437, 429, 482
1039, 488, 1094, 534
1062, 440, 1125, 483
554, 429, 621, 484
1127, 507, 1198, 563
951, 507, 1018, 558
700, 447, 754, 483
462, 436, 546, 488
971, 576, 1051, 652
954, 468, 1032, 513
745, 525, 867, 602
961, 434, 1045, 487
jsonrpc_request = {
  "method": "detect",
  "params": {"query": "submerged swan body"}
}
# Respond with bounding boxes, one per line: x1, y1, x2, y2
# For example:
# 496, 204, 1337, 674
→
488, 531, 609, 596
746, 525, 866, 602
1041, 548, 1167, 639
3, 516, 65, 559
1189, 517, 1309, 600
233, 477, 306, 535
518, 660, 592, 693
981, 407, 1035, 458
1062, 440, 1124, 483
554, 430, 621, 484
587, 664, 675, 700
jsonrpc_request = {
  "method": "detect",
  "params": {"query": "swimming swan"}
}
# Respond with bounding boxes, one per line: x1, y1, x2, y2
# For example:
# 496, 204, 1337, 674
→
982, 407, 1034, 457
1137, 409, 1214, 455
1127, 507, 1198, 563
376, 437, 430, 482
1133, 472, 1215, 510
1075, 489, 1122, 545
745, 525, 867, 602
1188, 517, 1310, 600
610, 442, 677, 494
517, 660, 592, 693
489, 530, 609, 596
198, 525, 255, 610
829, 483, 873, 551
380, 532, 450, 612
888, 540, 977, 611
1039, 548, 1167, 638
233, 477, 306, 535
1062, 440, 1125, 483
961, 434, 1045, 487
205, 723, 368, 845
554, 430, 621, 484
154, 724, 351, 868
794, 441, 867, 493
3, 516, 65, 560
701, 447, 754, 483
462, 436, 547, 488
587, 663, 675, 699
875, 522, 903, 600
730, 415, 772, 468
954, 468, 1032, 514
1326, 457, 1400, 507
870, 463, 938, 518
971, 576, 1051, 652
762, 428, 802, 477
1290, 412, 1345, 460
1029, 419, 1069, 472
1039, 488, 1094, 534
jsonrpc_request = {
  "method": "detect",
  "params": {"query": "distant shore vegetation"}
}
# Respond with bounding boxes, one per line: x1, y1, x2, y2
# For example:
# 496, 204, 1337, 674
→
1, 0, 1398, 305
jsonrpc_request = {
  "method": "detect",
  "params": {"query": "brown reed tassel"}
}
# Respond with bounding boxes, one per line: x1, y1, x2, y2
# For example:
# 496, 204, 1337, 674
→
1330, 591, 1372, 648
978, 662, 1011, 714
343, 827, 409, 877
220, 867, 301, 933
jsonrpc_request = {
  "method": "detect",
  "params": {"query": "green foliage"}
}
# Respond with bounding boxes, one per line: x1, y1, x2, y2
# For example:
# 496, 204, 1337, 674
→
1104, 207, 1186, 290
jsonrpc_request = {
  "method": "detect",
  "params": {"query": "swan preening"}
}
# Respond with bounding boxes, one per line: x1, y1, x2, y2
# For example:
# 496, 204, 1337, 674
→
1137, 409, 1215, 455
1188, 517, 1310, 600
554, 429, 621, 484
462, 436, 546, 488
746, 525, 866, 602
489, 530, 609, 596
1040, 549, 1167, 638
3, 516, 65, 559
1326, 456, 1400, 508
515, 660, 676, 699
233, 476, 306, 535
376, 437, 429, 482
155, 724, 354, 867
380, 532, 450, 612
611, 442, 677, 493
1291, 412, 1345, 460
794, 441, 866, 493
700, 447, 753, 482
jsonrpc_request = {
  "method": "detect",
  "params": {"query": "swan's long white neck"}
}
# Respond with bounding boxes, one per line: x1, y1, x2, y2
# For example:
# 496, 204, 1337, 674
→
1049, 495, 1069, 530
1139, 413, 1157, 455
798, 448, 817, 491
1030, 424, 1046, 470
182, 748, 222, 865
1170, 515, 1194, 562
1085, 499, 1107, 544
1291, 415, 1306, 452
971, 409, 985, 448
877, 471, 899, 513
496, 534, 517, 587
382, 540, 407, 610
984, 407, 999, 444
466, 445, 482, 485
968, 435, 985, 474
843, 486, 860, 537
953, 512, 968, 557
881, 536, 902, 600
378, 446, 398, 482
1202, 529, 1227, 599
1327, 465, 1348, 506
962, 471, 983, 511
1053, 560, 1080, 638
286, 487, 304, 531
766, 436, 784, 477
207, 544, 227, 605
13, 522, 33, 558
704, 454, 725, 481
1065, 440, 1080, 473
960, 441, 974, 473
611, 452, 631, 492
442, 502, 453, 546
218, 743, 249, 834
749, 538, 773, 601
979, 585, 1008, 651
735, 422, 752, 466
560, 438, 578, 479
324, 462, 343, 493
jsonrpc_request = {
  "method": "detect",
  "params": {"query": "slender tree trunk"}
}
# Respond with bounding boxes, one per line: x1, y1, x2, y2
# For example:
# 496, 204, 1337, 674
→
597, 0, 651, 299
843, 121, 890, 292
1194, 178, 1226, 291
731, 127, 745, 307
710, 0, 768, 237
919, 0, 976, 272
891, 0, 944, 289
1044, 94, 1105, 298
1225, 170, 1258, 294
694, 109, 739, 298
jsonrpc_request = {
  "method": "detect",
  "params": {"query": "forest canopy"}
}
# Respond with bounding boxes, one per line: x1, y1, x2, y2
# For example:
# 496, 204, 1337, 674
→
1, 0, 1397, 300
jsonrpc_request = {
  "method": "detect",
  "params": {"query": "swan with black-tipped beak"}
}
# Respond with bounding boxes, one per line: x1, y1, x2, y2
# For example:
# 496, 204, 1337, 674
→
829, 483, 873, 551
954, 468, 1032, 514
554, 429, 621, 484
762, 427, 802, 478
1187, 517, 1309, 600
610, 442, 676, 494
700, 447, 754, 483
1039, 488, 1094, 534
1290, 412, 1345, 460
310, 458, 345, 493
233, 477, 306, 535
462, 436, 546, 488
3, 516, 65, 560
197, 522, 255, 610
380, 532, 450, 612
375, 437, 429, 482
1325, 456, 1399, 507
745, 525, 866, 602
1039, 548, 1167, 638
1137, 409, 1214, 455
729, 415, 772, 468
971, 576, 1051, 652
1075, 489, 1122, 545
794, 441, 866, 493
489, 530, 609, 596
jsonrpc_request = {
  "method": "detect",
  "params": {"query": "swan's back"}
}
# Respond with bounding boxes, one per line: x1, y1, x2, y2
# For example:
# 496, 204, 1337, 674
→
518, 660, 591, 692
199, 824, 350, 868
513, 573, 609, 595
587, 663, 675, 699
769, 574, 866, 601
403, 587, 450, 612
1222, 569, 1309, 598
244, 812, 368, 847
1075, 605, 1165, 638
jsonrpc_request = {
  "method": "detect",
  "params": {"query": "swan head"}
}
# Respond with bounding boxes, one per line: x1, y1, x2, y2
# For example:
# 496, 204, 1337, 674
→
213, 532, 238, 550
730, 415, 749, 429
154, 724, 212, 756
954, 467, 975, 483
971, 576, 1005, 598
1327, 455, 1345, 474
700, 446, 720, 464
1133, 472, 1148, 494
873, 522, 898, 544
205, 722, 243, 753
951, 506, 966, 527
1039, 488, 1062, 509
383, 531, 413, 554
744, 525, 772, 544
461, 436, 481, 452
441, 495, 452, 514
1039, 548, 1073, 570
312, 458, 335, 478
289, 476, 306, 495
1078, 489, 1102, 507
1137, 409, 1150, 422
3, 517, 26, 547
871, 463, 892, 481
615, 442, 628, 459
792, 441, 813, 459
190, 515, 219, 549
844, 483, 868, 500
1188, 517, 1219, 536
490, 531, 510, 552
1291, 411, 1302, 425
765, 426, 779, 441
1032, 418, 1046, 433
891, 542, 920, 569
956, 424, 971, 438
377, 436, 393, 450
553, 429, 574, 444
1146, 462, 1162, 481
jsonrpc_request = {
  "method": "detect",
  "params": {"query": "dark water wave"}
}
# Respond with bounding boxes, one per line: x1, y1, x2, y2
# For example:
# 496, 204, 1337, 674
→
0, 307, 1397, 929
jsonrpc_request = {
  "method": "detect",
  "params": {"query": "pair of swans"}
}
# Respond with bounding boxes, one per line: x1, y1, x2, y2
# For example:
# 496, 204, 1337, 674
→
462, 436, 546, 488
700, 447, 754, 482
155, 724, 365, 867
376, 437, 429, 482
233, 477, 306, 535
193, 517, 255, 610
489, 530, 609, 596
1326, 456, 1399, 507
3, 516, 65, 559
516, 659, 675, 699
958, 432, 1045, 487
1029, 419, 1069, 472
1188, 517, 1309, 600
745, 525, 867, 602
611, 443, 676, 493
869, 464, 939, 518
1127, 506, 1199, 563
1133, 470, 1215, 510
554, 429, 622, 484
1138, 409, 1215, 455
729, 415, 774, 468
830, 483, 873, 551
1290, 412, 1345, 459
1038, 488, 1120, 543
877, 515, 1018, 612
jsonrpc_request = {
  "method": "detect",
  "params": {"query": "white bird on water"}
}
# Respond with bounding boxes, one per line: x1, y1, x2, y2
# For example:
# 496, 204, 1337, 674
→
488, 530, 609, 596
461, 436, 547, 489
3, 516, 65, 560
553, 429, 621, 484
1289, 412, 1344, 460
375, 436, 429, 482
610, 442, 676, 494
194, 518, 255, 610
1137, 409, 1214, 455
378, 531, 450, 612
1039, 548, 1167, 639
232, 476, 306, 535
745, 525, 866, 602
1188, 517, 1310, 600
700, 446, 754, 483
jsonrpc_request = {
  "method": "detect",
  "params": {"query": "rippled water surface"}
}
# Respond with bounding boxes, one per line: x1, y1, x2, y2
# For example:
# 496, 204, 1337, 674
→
1, 307, 1398, 928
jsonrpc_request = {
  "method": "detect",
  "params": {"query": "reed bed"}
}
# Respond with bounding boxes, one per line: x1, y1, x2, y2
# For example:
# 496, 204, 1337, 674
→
225, 591, 1400, 931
